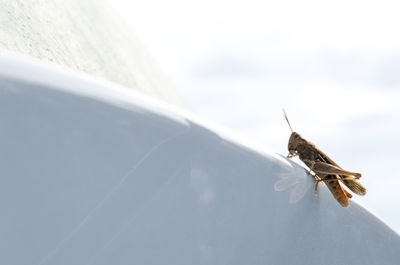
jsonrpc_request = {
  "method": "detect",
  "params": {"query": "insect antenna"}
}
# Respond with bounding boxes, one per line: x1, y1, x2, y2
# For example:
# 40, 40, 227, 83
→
283, 109, 293, 132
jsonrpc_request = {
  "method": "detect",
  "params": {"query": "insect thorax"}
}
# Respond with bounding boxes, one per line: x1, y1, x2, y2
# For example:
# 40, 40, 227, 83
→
296, 143, 320, 161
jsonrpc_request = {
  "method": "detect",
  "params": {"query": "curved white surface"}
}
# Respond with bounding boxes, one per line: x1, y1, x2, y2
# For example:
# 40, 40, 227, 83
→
0, 0, 183, 106
0, 55, 399, 265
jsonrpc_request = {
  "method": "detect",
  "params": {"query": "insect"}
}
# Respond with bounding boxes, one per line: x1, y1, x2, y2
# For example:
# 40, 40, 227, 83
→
283, 110, 366, 207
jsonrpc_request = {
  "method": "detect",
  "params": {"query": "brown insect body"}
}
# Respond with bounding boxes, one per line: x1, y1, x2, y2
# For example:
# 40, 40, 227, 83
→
284, 112, 366, 207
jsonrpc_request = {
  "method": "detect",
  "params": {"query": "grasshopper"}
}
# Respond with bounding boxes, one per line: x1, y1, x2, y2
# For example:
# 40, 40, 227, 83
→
283, 110, 366, 207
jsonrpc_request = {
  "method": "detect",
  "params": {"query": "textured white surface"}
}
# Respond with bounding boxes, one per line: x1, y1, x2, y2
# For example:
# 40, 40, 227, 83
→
0, 55, 399, 265
0, 0, 183, 106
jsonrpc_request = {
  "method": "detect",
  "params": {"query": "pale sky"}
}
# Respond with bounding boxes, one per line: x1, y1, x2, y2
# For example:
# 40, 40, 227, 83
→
111, 0, 400, 233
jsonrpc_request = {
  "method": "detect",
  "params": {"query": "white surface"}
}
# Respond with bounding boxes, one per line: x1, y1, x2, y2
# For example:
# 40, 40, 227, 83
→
110, 0, 400, 233
0, 55, 399, 265
0, 0, 183, 106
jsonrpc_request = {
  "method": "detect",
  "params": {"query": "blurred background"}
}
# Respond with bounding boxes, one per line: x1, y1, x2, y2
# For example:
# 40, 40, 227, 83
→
110, 0, 400, 232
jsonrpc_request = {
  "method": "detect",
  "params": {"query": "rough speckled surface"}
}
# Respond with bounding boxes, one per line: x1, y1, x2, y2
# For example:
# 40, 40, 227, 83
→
0, 0, 183, 106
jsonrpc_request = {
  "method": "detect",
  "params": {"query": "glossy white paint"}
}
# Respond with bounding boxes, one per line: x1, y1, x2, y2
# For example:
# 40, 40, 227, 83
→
0, 55, 399, 265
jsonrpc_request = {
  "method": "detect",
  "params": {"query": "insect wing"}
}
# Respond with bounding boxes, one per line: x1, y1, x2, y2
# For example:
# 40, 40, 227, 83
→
313, 146, 366, 196
340, 178, 366, 195
289, 179, 313, 203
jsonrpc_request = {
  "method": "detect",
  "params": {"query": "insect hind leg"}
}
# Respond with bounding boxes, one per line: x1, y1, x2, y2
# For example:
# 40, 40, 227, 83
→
307, 161, 362, 179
